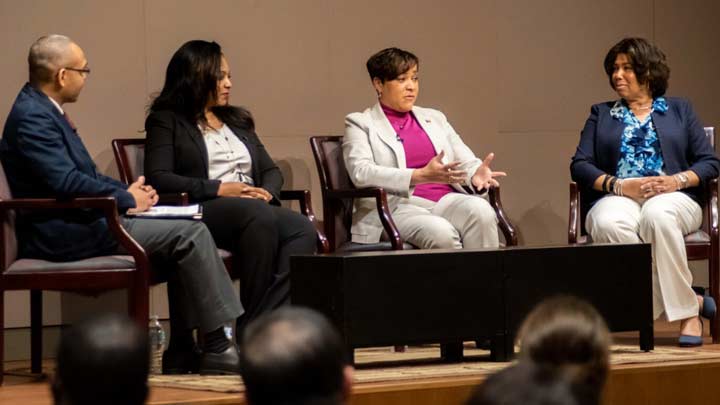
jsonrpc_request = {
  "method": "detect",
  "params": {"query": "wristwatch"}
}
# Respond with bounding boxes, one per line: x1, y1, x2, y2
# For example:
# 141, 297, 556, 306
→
675, 172, 689, 189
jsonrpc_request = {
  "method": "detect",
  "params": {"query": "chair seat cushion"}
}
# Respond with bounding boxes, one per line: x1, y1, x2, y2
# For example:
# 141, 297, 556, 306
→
6, 255, 136, 274
684, 230, 710, 244
337, 241, 416, 252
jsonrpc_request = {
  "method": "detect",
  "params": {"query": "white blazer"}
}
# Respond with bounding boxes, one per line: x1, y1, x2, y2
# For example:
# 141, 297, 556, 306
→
343, 102, 483, 243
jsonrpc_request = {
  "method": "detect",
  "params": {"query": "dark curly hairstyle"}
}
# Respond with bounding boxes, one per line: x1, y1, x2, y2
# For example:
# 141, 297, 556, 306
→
366, 47, 419, 83
149, 40, 254, 131
603, 37, 671, 98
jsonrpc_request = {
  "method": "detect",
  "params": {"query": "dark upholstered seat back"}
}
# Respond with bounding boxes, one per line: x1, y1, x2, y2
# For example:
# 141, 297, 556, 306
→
0, 162, 17, 272
111, 138, 145, 184
310, 136, 355, 250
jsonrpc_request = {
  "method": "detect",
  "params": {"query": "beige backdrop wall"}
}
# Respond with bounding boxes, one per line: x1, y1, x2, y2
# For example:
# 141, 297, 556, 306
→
1, 0, 719, 355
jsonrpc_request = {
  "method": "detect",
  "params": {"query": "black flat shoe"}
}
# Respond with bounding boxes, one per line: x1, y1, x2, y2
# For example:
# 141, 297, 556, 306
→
199, 343, 241, 375
162, 347, 202, 374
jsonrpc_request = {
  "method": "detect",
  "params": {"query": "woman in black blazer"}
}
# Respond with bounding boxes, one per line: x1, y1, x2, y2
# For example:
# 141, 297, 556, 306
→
144, 40, 317, 366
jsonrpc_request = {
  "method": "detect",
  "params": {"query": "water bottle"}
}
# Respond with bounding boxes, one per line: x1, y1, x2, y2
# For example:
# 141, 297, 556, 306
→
149, 315, 166, 375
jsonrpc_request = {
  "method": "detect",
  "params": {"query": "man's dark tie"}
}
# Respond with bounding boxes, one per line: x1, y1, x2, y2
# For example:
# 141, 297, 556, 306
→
64, 112, 77, 132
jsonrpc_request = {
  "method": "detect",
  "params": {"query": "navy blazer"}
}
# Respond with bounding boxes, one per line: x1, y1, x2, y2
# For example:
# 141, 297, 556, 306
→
0, 84, 135, 260
144, 110, 283, 205
571, 97, 720, 216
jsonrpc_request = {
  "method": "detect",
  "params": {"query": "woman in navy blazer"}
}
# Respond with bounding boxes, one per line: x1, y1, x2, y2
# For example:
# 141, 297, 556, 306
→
144, 40, 317, 370
571, 38, 720, 346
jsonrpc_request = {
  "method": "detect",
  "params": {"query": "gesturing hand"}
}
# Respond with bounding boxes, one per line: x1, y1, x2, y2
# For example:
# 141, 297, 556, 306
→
412, 150, 467, 185
127, 176, 158, 213
218, 182, 273, 202
471, 153, 507, 190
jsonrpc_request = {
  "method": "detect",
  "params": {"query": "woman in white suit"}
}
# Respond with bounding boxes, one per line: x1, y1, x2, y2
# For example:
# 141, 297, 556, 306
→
343, 47, 507, 249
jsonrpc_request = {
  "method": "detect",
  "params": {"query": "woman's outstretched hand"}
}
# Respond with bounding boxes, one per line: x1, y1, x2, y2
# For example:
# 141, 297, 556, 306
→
471, 153, 507, 190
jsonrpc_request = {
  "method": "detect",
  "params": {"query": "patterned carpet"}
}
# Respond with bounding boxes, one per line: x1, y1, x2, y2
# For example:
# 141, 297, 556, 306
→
147, 343, 720, 393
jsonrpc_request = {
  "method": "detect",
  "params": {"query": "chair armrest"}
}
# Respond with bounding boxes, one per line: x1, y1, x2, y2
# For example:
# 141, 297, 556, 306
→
0, 196, 150, 284
326, 187, 405, 250
488, 186, 518, 246
707, 178, 718, 240
568, 182, 581, 244
158, 192, 189, 206
280, 189, 330, 253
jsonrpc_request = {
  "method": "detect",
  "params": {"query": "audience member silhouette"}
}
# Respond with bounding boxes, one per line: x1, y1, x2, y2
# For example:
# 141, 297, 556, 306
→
240, 307, 353, 405
52, 313, 149, 405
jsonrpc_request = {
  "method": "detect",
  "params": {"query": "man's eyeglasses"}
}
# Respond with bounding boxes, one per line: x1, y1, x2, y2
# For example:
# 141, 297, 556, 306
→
64, 67, 91, 76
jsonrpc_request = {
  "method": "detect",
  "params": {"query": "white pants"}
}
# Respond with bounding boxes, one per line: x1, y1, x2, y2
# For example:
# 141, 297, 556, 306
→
586, 192, 702, 321
391, 192, 500, 249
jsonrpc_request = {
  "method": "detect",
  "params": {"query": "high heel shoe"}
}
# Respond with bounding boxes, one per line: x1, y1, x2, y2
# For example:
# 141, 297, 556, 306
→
678, 318, 704, 347
699, 295, 717, 320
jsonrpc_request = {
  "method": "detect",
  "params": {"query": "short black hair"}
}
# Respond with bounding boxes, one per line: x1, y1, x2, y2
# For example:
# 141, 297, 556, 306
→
240, 307, 349, 405
52, 313, 149, 405
366, 47, 419, 83
603, 37, 671, 98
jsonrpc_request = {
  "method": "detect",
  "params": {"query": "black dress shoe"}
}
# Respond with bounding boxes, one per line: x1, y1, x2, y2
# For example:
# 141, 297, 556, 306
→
162, 347, 201, 375
199, 343, 241, 375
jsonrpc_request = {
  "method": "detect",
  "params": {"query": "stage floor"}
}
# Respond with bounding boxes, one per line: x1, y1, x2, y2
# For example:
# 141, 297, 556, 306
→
3, 321, 720, 405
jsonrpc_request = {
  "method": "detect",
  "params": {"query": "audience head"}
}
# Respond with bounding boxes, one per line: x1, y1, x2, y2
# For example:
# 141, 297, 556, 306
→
240, 307, 353, 405
366, 47, 420, 112
52, 313, 149, 405
603, 37, 670, 99
150, 39, 253, 130
28, 34, 89, 103
517, 296, 611, 405
465, 362, 580, 405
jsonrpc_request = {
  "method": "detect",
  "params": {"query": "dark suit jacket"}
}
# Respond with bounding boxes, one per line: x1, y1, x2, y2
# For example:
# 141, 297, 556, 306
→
0, 84, 135, 260
571, 97, 720, 217
144, 110, 283, 205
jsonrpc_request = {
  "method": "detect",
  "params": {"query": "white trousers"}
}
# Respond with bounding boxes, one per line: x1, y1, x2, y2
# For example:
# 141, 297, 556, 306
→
586, 192, 702, 321
391, 192, 500, 249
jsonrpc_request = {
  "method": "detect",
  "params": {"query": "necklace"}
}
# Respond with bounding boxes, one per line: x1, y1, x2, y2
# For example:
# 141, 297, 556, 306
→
205, 125, 235, 160
630, 101, 652, 111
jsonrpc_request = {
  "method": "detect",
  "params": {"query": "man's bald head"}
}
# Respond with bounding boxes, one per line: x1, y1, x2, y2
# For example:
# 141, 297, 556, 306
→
241, 307, 352, 405
28, 34, 76, 85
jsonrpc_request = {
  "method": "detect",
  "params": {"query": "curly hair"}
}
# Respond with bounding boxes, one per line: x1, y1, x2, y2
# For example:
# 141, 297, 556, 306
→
603, 37, 671, 98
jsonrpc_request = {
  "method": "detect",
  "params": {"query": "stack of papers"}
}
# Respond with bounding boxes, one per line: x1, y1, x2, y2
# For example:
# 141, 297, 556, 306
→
128, 204, 202, 219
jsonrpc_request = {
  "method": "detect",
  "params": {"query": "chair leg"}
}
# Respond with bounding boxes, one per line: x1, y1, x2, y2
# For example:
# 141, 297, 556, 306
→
710, 252, 720, 344
1, 290, 5, 386
128, 284, 149, 330
30, 290, 42, 374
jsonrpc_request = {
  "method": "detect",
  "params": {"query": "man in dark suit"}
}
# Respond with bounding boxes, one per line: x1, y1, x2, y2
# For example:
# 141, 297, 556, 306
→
240, 307, 354, 405
0, 34, 243, 374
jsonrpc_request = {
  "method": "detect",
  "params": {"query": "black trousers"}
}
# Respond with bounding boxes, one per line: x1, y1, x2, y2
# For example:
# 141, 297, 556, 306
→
200, 197, 317, 333
119, 217, 242, 333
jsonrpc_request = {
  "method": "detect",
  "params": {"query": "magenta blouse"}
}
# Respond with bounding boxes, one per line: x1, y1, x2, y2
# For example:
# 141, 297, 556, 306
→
382, 104, 454, 202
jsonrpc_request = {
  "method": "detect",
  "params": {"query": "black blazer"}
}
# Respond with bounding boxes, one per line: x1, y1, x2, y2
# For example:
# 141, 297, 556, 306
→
144, 110, 283, 205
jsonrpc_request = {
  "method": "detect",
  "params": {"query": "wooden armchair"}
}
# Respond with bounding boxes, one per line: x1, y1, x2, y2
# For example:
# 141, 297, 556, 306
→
309, 136, 518, 252
568, 127, 719, 343
111, 138, 329, 253
0, 163, 151, 385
